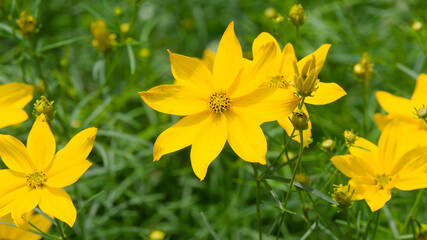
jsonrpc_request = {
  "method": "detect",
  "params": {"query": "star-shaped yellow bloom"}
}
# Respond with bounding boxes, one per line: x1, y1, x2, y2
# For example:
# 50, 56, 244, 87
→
139, 22, 299, 180
0, 211, 52, 240
375, 73, 427, 142
0, 114, 97, 228
251, 33, 347, 147
331, 121, 427, 212
0, 83, 34, 128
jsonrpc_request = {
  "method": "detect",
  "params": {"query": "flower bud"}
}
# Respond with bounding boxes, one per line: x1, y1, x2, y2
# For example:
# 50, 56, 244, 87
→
412, 21, 423, 32
354, 53, 373, 83
321, 139, 335, 152
114, 7, 123, 16
120, 23, 130, 33
289, 4, 305, 27
292, 110, 309, 131
139, 47, 150, 58
344, 130, 358, 146
16, 10, 36, 36
274, 15, 284, 23
34, 96, 54, 123
331, 184, 354, 209
149, 230, 165, 240
264, 8, 277, 19
416, 107, 427, 119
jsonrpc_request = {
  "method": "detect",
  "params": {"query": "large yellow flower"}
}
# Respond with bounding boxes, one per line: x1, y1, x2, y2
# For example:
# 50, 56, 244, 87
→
251, 33, 347, 146
139, 22, 299, 180
375, 73, 427, 141
331, 121, 427, 211
0, 83, 34, 128
0, 114, 97, 228
0, 211, 52, 240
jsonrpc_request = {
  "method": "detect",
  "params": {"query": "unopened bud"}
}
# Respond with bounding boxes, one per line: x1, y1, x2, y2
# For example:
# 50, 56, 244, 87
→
149, 230, 165, 240
34, 96, 54, 123
344, 130, 358, 146
114, 7, 123, 16
264, 8, 277, 19
321, 139, 335, 152
16, 10, 36, 36
120, 23, 130, 33
331, 184, 354, 209
412, 21, 423, 32
289, 4, 305, 27
292, 110, 309, 131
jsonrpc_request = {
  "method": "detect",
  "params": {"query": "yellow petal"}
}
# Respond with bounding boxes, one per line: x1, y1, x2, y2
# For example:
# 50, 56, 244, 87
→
12, 189, 40, 229
280, 43, 297, 76
376, 91, 413, 117
27, 114, 56, 171
330, 155, 376, 178
45, 128, 96, 188
232, 87, 299, 123
252, 32, 281, 64
0, 135, 34, 174
0, 108, 29, 129
0, 213, 22, 239
297, 44, 331, 75
278, 105, 312, 148
168, 50, 213, 95
139, 84, 208, 116
212, 22, 243, 90
395, 173, 427, 191
225, 110, 267, 164
153, 111, 210, 161
0, 83, 34, 109
17, 212, 53, 240
305, 82, 346, 105
373, 113, 392, 132
190, 113, 227, 180
364, 188, 391, 212
411, 73, 427, 104
201, 49, 215, 73
348, 137, 380, 170
0, 170, 27, 217
38, 186, 76, 227
391, 147, 427, 177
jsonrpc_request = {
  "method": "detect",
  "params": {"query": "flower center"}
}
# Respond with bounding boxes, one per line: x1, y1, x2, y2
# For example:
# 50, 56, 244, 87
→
375, 174, 391, 190
27, 170, 46, 189
208, 91, 231, 114
267, 75, 288, 88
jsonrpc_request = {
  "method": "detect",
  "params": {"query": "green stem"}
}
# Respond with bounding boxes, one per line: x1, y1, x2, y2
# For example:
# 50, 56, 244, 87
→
275, 212, 284, 240
282, 130, 304, 210
298, 97, 305, 110
371, 210, 381, 240
400, 189, 424, 234
361, 82, 368, 135
55, 218, 66, 239
28, 221, 61, 240
252, 163, 262, 240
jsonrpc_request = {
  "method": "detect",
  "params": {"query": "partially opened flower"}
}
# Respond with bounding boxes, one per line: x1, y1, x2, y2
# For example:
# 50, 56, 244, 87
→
375, 73, 427, 142
0, 114, 97, 228
251, 33, 346, 146
140, 22, 298, 180
0, 211, 52, 240
331, 121, 427, 211
0, 83, 34, 128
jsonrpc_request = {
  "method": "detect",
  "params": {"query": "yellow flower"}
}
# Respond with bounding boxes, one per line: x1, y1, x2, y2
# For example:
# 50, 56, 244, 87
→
139, 22, 297, 180
16, 10, 36, 36
0, 83, 34, 128
375, 73, 427, 142
0, 211, 52, 240
149, 230, 165, 240
251, 33, 346, 147
331, 121, 427, 211
412, 21, 423, 32
91, 19, 116, 52
0, 114, 97, 228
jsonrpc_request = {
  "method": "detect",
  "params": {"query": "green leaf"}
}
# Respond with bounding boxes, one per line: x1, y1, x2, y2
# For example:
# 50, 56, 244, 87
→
37, 35, 90, 54
127, 43, 136, 75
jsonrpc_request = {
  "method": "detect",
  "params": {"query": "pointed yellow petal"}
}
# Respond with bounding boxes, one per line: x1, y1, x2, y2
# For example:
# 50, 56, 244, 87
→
0, 83, 34, 109
391, 147, 427, 176
278, 105, 312, 148
280, 43, 297, 76
212, 22, 243, 90
232, 87, 299, 123
395, 173, 427, 191
190, 114, 227, 180
0, 170, 27, 218
252, 32, 281, 62
225, 110, 267, 164
153, 111, 210, 161
373, 113, 392, 132
201, 49, 215, 73
0, 186, 27, 219
297, 44, 331, 74
376, 91, 413, 117
348, 137, 380, 170
45, 128, 96, 188
139, 84, 208, 116
330, 155, 376, 178
0, 108, 29, 129
168, 50, 213, 95
0, 214, 22, 239
411, 73, 427, 104
12, 189, 40, 229
364, 188, 391, 212
0, 135, 34, 173
27, 114, 56, 171
38, 187, 76, 227
305, 82, 346, 105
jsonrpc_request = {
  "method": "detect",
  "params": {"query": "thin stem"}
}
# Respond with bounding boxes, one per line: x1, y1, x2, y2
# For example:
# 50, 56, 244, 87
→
55, 218, 66, 239
28, 221, 61, 240
298, 97, 305, 110
400, 189, 424, 234
252, 163, 262, 240
371, 210, 381, 240
275, 212, 284, 240
315, 216, 319, 240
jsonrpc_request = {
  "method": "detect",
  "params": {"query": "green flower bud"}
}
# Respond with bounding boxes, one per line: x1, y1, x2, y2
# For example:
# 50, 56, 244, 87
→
292, 110, 309, 131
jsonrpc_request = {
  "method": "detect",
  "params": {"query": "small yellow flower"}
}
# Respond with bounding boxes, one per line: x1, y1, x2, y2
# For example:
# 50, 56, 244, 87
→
139, 22, 297, 180
0, 114, 97, 228
412, 21, 423, 32
353, 52, 373, 83
16, 10, 36, 36
0, 83, 34, 128
149, 230, 166, 240
91, 19, 116, 52
34, 96, 54, 123
0, 211, 52, 240
331, 121, 427, 211
120, 23, 130, 33
289, 4, 305, 27
331, 184, 354, 209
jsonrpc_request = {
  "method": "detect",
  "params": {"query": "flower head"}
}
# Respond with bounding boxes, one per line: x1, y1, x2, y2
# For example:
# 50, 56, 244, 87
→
0, 82, 34, 128
91, 18, 116, 52
16, 10, 36, 36
0, 211, 52, 240
331, 121, 427, 211
139, 22, 298, 180
0, 114, 97, 228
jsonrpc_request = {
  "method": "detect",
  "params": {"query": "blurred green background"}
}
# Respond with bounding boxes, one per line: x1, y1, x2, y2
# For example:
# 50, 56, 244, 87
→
1, 0, 427, 239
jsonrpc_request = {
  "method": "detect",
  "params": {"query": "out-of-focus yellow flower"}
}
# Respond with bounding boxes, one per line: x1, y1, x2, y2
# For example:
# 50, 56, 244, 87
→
412, 21, 423, 32
91, 19, 117, 52
139, 22, 297, 180
289, 4, 305, 27
274, 15, 284, 23
0, 114, 97, 228
344, 130, 358, 146
353, 52, 373, 83
264, 7, 277, 19
16, 10, 36, 36
34, 96, 54, 123
0, 83, 34, 128
331, 121, 427, 211
139, 47, 150, 58
114, 7, 123, 16
0, 211, 52, 240
295, 173, 310, 186
149, 230, 166, 240
331, 184, 355, 209
375, 73, 427, 142
120, 23, 130, 33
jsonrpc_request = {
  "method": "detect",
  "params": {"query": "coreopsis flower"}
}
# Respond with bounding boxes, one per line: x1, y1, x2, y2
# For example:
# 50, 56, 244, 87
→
0, 83, 33, 128
331, 121, 427, 211
251, 33, 346, 147
374, 73, 427, 142
16, 10, 36, 36
0, 114, 97, 228
139, 22, 298, 180
91, 18, 117, 52
0, 211, 52, 240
